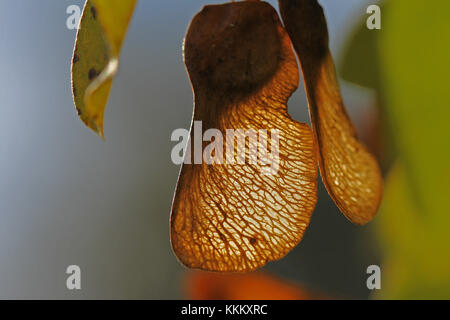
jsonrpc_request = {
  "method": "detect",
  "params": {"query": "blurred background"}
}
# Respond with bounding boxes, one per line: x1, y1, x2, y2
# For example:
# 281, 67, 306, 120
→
0, 0, 448, 299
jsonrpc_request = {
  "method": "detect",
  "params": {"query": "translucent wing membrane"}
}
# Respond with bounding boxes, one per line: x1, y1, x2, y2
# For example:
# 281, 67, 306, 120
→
170, 2, 317, 272
279, 0, 383, 225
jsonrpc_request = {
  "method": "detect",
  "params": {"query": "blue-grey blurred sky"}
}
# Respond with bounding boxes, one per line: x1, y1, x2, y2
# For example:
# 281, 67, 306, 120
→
0, 0, 377, 299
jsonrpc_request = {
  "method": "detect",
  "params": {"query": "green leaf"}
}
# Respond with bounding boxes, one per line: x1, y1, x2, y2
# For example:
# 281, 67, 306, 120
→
71, 0, 137, 138
339, 15, 382, 90
379, 0, 450, 225
342, 0, 450, 298
376, 163, 450, 299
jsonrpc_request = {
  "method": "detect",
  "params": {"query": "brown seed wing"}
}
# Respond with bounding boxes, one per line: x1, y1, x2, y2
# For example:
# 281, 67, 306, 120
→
279, 0, 383, 225
170, 2, 317, 272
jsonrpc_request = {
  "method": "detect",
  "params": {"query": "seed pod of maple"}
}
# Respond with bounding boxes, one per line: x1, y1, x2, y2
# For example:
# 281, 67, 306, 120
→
279, 0, 383, 225
170, 1, 318, 272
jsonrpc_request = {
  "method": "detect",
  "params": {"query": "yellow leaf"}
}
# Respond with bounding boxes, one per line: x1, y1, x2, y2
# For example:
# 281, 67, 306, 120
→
71, 0, 137, 138
376, 162, 450, 298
